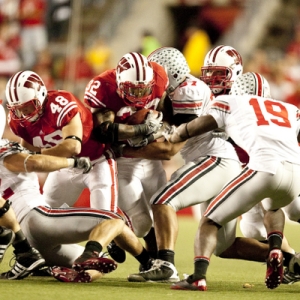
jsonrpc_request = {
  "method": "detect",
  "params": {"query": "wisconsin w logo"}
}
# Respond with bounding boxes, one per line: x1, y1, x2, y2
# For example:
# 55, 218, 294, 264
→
117, 57, 131, 74
24, 74, 45, 91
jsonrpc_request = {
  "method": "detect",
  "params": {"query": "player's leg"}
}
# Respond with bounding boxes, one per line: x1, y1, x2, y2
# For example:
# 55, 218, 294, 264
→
43, 169, 84, 207
0, 198, 45, 280
133, 158, 241, 282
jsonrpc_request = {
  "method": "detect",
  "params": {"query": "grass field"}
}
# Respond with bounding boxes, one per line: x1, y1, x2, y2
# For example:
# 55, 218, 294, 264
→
1, 217, 300, 300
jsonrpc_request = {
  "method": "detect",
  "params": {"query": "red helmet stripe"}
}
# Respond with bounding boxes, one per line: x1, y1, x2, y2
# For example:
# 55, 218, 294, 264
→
130, 52, 147, 82
210, 45, 224, 62
253, 72, 263, 96
130, 52, 140, 81
138, 53, 146, 81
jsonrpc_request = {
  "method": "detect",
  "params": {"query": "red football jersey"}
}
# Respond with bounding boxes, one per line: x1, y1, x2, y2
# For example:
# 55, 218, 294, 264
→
9, 90, 105, 160
84, 61, 168, 123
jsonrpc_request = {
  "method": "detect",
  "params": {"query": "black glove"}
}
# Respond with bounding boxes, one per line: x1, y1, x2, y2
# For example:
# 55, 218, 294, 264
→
110, 143, 126, 158
73, 157, 93, 174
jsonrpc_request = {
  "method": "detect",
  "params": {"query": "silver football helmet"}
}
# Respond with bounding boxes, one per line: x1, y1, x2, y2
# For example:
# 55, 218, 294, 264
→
230, 72, 271, 97
148, 47, 190, 94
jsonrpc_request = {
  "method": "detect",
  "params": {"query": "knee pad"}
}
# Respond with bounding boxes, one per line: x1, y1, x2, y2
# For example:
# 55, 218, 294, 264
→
130, 212, 153, 238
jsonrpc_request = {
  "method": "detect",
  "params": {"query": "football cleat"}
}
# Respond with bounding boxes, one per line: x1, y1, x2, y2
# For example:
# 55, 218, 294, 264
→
0, 227, 15, 263
282, 268, 300, 284
127, 259, 179, 283
31, 266, 52, 277
51, 266, 91, 283
107, 241, 126, 263
139, 258, 154, 272
72, 251, 117, 274
287, 252, 300, 274
0, 247, 45, 280
265, 249, 283, 289
171, 278, 207, 291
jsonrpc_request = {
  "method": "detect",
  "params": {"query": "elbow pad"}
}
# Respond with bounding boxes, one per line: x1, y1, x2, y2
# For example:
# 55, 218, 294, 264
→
92, 121, 119, 143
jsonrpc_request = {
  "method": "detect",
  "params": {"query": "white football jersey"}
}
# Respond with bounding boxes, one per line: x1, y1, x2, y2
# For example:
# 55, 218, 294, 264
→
171, 74, 240, 163
208, 94, 300, 173
0, 139, 48, 222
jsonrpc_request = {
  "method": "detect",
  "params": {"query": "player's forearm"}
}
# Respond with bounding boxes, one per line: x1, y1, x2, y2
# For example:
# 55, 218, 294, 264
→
122, 141, 184, 160
40, 141, 81, 158
4, 153, 70, 173
23, 155, 70, 172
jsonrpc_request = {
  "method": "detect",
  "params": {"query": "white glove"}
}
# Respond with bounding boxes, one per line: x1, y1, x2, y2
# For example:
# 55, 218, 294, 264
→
127, 135, 155, 147
160, 124, 176, 141
169, 123, 189, 143
144, 111, 163, 135
212, 130, 228, 140
72, 157, 93, 174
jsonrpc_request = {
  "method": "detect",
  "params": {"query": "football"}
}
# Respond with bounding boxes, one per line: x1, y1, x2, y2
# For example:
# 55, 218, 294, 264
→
126, 109, 160, 125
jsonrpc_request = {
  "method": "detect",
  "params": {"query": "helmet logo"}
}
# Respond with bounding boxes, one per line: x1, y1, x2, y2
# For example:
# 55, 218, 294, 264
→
117, 57, 131, 74
225, 49, 243, 65
24, 74, 45, 91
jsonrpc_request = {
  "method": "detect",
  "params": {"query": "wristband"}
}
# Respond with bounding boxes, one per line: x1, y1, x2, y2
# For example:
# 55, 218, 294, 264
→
67, 158, 75, 168
133, 124, 148, 136
185, 123, 190, 138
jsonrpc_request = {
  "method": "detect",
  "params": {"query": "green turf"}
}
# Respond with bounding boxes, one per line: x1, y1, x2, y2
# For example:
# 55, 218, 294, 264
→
1, 217, 300, 300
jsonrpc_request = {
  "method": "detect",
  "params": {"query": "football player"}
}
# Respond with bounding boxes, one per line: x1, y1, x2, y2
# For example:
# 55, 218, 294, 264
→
125, 47, 241, 282
169, 72, 300, 290
0, 103, 45, 280
0, 104, 159, 282
201, 45, 298, 263
5, 69, 163, 262
125, 49, 297, 284
84, 52, 168, 260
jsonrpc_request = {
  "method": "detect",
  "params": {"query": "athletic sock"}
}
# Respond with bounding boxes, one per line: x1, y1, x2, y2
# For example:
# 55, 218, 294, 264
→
157, 249, 175, 264
187, 256, 210, 283
267, 231, 283, 250
85, 241, 103, 254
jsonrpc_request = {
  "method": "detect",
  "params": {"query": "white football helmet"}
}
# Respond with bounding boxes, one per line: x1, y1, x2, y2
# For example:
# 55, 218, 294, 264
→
230, 72, 271, 97
6, 71, 47, 125
0, 103, 6, 139
200, 45, 243, 95
148, 47, 190, 94
116, 52, 154, 108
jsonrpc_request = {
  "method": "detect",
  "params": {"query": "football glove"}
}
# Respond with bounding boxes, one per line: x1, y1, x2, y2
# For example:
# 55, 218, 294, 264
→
144, 110, 163, 135
73, 157, 93, 174
127, 135, 155, 147
169, 123, 189, 143
212, 130, 228, 140
110, 143, 126, 158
